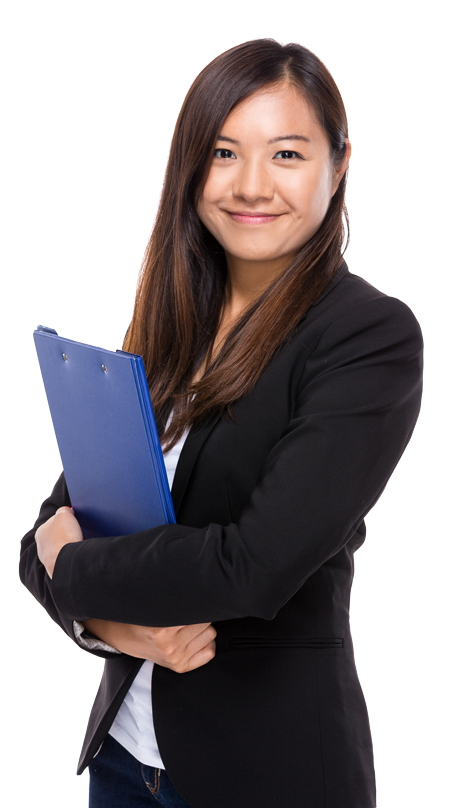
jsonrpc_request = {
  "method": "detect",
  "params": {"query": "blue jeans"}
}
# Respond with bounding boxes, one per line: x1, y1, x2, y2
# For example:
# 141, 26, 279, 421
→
88, 734, 193, 807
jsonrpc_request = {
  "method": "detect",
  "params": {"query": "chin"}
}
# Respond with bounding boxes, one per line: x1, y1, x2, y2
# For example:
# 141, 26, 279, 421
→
230, 251, 282, 263
225, 241, 285, 261
235, 246, 298, 264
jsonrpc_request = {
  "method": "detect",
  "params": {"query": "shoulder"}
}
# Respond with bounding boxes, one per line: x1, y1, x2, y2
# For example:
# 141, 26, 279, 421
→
291, 267, 424, 417
306, 263, 423, 351
290, 264, 424, 400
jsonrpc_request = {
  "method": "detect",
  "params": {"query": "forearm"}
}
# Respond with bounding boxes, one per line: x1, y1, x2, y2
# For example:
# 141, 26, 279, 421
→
79, 617, 218, 671
49, 298, 423, 628
82, 618, 118, 646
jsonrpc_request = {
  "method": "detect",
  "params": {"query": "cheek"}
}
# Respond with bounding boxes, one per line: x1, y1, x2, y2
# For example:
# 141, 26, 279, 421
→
199, 169, 226, 206
289, 165, 333, 222
309, 166, 334, 218
197, 176, 222, 227
196, 194, 226, 247
196, 193, 216, 234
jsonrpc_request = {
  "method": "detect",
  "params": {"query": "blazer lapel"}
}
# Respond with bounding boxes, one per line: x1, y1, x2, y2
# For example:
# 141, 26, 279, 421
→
171, 264, 349, 518
171, 410, 221, 518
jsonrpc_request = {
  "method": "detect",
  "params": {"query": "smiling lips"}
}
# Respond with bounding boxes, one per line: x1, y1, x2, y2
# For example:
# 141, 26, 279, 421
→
227, 211, 282, 225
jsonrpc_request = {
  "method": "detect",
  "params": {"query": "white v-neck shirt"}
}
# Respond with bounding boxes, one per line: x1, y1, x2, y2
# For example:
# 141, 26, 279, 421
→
108, 424, 191, 768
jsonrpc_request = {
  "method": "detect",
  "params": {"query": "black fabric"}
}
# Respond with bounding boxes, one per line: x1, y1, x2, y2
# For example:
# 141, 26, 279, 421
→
19, 262, 423, 808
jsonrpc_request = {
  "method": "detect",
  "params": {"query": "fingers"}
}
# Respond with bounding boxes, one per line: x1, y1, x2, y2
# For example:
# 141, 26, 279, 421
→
152, 623, 217, 673
35, 515, 54, 538
35, 507, 72, 539
40, 505, 84, 545
183, 639, 217, 673
184, 623, 217, 659
176, 622, 213, 641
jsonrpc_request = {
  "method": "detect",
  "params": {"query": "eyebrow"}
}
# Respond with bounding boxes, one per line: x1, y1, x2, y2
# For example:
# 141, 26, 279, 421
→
217, 133, 311, 145
268, 134, 311, 145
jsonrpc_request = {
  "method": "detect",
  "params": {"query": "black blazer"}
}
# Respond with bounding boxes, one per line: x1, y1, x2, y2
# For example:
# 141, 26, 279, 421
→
20, 262, 423, 808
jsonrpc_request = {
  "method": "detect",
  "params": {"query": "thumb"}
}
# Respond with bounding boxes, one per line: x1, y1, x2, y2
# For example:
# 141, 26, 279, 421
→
55, 506, 74, 515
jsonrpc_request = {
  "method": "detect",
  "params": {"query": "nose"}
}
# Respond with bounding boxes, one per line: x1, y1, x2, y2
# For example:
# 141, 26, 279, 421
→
232, 157, 274, 204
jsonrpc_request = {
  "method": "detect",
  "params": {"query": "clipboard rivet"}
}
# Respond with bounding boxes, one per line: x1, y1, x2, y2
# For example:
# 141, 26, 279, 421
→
62, 353, 68, 361
102, 364, 107, 373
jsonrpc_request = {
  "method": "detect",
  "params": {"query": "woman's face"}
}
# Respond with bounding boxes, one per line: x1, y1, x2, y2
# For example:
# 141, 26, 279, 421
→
197, 82, 350, 268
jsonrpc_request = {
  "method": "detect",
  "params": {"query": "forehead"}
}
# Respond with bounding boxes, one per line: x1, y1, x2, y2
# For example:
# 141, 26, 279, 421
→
221, 83, 327, 146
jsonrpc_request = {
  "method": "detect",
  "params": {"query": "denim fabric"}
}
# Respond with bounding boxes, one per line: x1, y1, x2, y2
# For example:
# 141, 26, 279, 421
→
89, 734, 193, 807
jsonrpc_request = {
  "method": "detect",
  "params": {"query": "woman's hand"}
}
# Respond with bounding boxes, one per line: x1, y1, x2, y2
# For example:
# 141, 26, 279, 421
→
35, 506, 83, 579
35, 508, 217, 671
83, 618, 217, 673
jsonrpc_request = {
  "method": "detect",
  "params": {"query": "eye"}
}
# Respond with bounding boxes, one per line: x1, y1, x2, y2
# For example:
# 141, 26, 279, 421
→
214, 148, 237, 159
273, 150, 304, 160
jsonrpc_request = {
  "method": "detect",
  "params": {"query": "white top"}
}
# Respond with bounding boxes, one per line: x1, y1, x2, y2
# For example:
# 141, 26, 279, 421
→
107, 423, 190, 768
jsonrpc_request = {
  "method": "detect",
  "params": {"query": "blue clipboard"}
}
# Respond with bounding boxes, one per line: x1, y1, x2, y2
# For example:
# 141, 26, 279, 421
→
33, 325, 176, 539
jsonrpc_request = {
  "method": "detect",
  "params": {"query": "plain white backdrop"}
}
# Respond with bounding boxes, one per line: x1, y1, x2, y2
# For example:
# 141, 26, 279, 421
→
1, 1, 449, 806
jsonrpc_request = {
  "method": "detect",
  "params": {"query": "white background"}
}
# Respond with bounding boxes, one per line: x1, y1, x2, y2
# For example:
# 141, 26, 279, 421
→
1, 2, 449, 806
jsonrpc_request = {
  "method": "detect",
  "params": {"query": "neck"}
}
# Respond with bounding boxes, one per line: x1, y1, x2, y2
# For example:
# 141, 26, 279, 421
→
195, 250, 296, 380
223, 250, 296, 316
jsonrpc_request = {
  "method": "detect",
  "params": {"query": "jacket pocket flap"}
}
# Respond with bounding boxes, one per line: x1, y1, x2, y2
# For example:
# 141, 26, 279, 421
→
229, 637, 343, 649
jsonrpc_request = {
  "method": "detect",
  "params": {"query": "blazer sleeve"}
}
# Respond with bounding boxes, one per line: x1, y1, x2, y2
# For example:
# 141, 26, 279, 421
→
44, 294, 423, 626
19, 473, 121, 658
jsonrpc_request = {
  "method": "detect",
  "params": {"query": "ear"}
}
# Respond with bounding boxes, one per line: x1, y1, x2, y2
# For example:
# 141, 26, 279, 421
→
331, 139, 351, 197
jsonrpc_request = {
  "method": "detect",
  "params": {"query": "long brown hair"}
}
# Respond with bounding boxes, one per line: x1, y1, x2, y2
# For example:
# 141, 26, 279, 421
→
123, 39, 349, 451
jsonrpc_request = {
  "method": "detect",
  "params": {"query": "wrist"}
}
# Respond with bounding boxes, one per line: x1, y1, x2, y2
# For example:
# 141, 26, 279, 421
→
73, 620, 122, 655
83, 618, 112, 644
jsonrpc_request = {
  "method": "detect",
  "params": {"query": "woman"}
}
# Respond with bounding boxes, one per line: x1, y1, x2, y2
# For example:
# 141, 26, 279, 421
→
20, 39, 423, 808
